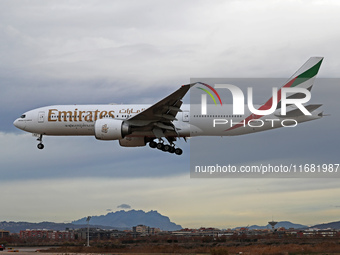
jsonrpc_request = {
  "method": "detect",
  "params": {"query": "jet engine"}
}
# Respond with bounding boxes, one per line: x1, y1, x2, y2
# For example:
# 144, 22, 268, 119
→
94, 119, 130, 140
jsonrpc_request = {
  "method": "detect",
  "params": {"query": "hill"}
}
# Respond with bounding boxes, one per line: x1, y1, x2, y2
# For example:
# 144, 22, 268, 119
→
72, 209, 182, 231
0, 221, 118, 234
237, 221, 308, 230
311, 220, 340, 229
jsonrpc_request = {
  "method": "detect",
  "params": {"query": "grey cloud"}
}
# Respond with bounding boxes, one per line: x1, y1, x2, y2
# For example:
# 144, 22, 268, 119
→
117, 204, 131, 209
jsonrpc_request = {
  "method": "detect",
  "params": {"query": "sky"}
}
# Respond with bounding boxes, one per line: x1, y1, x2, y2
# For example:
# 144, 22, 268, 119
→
1, 0, 340, 229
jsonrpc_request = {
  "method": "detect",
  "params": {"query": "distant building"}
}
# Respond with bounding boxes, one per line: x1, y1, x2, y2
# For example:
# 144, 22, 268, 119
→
172, 227, 221, 237
0, 230, 10, 238
77, 228, 127, 240
19, 229, 75, 241
132, 225, 161, 235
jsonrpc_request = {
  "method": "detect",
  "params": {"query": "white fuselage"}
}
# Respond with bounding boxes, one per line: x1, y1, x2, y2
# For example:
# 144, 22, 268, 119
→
13, 104, 322, 138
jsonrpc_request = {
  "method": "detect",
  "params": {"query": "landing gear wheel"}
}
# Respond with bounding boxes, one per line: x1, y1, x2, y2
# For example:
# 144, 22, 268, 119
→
37, 143, 44, 150
149, 141, 157, 148
156, 143, 164, 150
169, 147, 175, 153
36, 134, 44, 150
163, 145, 171, 152
175, 148, 183, 155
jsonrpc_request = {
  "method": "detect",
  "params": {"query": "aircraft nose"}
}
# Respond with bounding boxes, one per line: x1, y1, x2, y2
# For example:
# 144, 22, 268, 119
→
13, 118, 25, 130
13, 119, 19, 127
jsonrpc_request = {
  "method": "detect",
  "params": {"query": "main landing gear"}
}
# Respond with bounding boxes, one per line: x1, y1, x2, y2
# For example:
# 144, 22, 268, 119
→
149, 140, 183, 155
37, 134, 44, 150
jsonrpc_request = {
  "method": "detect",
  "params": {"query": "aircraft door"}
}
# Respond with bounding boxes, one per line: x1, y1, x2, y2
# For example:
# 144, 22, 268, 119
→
182, 111, 189, 122
38, 111, 45, 123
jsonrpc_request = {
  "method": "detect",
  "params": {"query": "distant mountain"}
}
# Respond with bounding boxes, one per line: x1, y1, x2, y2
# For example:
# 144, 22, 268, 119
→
0, 221, 120, 234
237, 221, 308, 230
311, 221, 340, 229
72, 209, 182, 231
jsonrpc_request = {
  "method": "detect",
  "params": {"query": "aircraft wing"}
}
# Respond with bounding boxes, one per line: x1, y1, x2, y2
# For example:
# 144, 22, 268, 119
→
127, 84, 191, 127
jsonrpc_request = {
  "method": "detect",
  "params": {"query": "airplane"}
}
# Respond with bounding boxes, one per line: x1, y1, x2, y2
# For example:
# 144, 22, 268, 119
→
13, 57, 324, 155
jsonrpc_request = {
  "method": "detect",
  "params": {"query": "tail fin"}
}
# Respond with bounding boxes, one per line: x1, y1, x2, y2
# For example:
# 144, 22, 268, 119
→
276, 57, 323, 108
227, 57, 324, 131
286, 57, 323, 89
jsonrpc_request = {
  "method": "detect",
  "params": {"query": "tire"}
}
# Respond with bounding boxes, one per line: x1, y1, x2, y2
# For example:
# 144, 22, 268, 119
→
163, 145, 171, 152
149, 141, 157, 148
175, 148, 183, 155
156, 143, 164, 150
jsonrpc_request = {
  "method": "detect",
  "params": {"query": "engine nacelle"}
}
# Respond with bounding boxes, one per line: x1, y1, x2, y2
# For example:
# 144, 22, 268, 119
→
119, 137, 146, 147
94, 119, 130, 140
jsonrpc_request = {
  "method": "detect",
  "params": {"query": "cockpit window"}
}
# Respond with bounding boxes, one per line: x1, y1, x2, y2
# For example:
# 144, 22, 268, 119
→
20, 114, 26, 118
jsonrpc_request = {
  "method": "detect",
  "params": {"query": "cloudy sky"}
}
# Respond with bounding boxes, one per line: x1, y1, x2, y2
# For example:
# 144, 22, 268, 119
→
1, 0, 340, 229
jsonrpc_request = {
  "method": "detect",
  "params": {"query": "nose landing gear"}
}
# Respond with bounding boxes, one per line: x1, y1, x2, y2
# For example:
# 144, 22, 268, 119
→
37, 134, 44, 150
